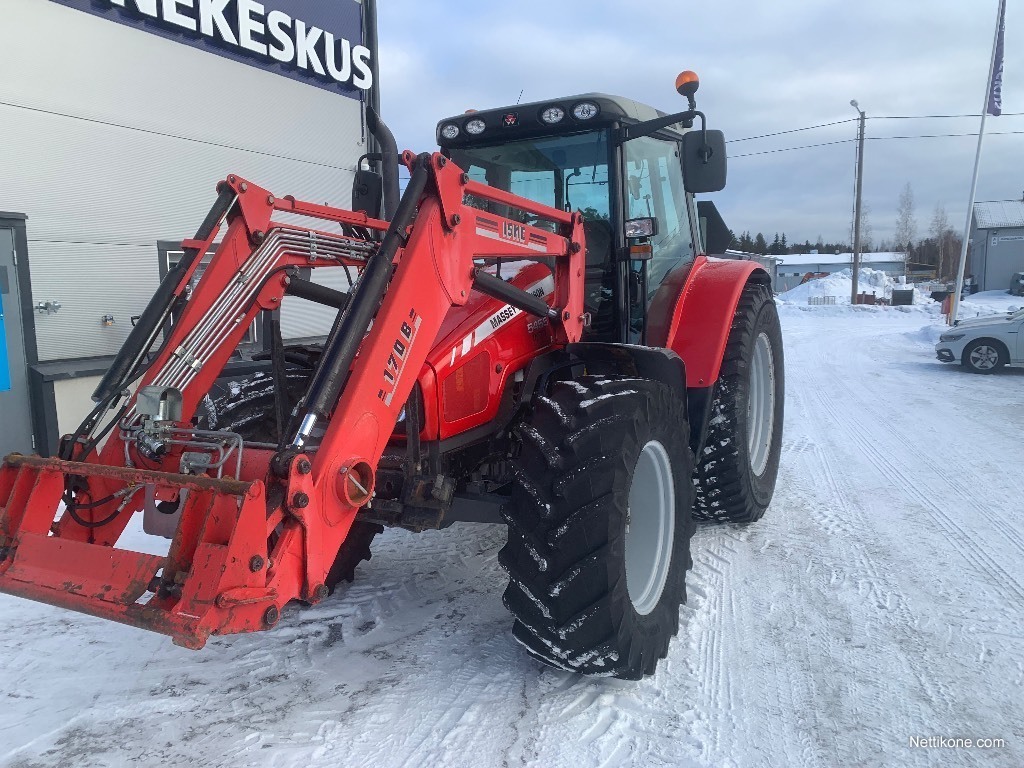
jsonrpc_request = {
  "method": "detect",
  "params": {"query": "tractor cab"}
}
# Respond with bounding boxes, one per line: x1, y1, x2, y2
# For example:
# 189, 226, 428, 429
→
435, 73, 729, 345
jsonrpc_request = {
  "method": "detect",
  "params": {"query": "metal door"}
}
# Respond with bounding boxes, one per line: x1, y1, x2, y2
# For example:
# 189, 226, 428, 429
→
0, 228, 34, 455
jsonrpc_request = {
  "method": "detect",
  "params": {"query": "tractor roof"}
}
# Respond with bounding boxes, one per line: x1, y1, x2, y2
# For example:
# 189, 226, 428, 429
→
437, 93, 682, 149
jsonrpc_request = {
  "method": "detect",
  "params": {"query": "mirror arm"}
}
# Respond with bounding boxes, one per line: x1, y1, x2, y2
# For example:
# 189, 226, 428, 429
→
619, 110, 699, 143
693, 112, 714, 163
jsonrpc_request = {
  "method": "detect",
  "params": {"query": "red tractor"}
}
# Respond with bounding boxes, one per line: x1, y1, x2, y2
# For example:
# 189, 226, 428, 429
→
0, 72, 783, 679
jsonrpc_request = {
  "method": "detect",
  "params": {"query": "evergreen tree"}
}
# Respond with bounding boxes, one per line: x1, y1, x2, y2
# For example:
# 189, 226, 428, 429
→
753, 232, 768, 255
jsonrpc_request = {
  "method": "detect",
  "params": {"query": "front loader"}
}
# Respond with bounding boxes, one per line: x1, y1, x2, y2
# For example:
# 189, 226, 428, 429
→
0, 72, 783, 679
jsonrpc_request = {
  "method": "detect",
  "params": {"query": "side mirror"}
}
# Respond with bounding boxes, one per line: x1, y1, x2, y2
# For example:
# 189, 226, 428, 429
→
681, 130, 727, 193
352, 168, 383, 218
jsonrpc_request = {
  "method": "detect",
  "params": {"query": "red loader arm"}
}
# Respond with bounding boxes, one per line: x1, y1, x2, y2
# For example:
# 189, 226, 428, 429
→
0, 152, 586, 648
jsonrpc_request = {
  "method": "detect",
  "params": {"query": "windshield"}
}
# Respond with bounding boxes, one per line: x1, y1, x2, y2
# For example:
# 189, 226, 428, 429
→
448, 131, 611, 224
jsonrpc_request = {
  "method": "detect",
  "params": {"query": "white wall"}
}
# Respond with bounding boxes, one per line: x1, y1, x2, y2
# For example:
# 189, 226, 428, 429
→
1, 0, 367, 362
53, 376, 104, 437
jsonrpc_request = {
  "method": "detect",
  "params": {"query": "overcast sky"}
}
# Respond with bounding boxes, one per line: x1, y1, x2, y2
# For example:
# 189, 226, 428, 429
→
376, 0, 1023, 248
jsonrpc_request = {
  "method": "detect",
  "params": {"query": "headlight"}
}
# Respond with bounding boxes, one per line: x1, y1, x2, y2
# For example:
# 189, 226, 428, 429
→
440, 123, 460, 140
939, 334, 965, 342
572, 101, 600, 120
541, 106, 565, 124
465, 118, 486, 135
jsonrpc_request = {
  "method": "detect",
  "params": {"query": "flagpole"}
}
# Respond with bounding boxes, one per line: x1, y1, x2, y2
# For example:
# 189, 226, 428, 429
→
950, 0, 1005, 325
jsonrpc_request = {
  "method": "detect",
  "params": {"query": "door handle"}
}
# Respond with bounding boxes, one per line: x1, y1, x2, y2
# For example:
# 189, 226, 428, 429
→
35, 300, 62, 315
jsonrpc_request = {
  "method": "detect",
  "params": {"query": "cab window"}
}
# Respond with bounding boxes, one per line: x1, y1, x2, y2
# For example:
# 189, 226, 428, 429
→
624, 135, 695, 305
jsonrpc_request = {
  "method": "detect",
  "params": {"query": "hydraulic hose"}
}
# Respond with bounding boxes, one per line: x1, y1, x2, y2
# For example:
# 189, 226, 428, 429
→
288, 154, 432, 449
365, 106, 400, 221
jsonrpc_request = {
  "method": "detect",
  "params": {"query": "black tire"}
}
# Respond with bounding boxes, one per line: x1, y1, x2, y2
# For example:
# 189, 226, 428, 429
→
197, 369, 312, 445
501, 376, 694, 680
961, 339, 1007, 374
693, 281, 784, 524
198, 360, 381, 593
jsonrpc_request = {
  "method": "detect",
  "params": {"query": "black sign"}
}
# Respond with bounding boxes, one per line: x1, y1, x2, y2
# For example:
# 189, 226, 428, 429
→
51, 0, 372, 99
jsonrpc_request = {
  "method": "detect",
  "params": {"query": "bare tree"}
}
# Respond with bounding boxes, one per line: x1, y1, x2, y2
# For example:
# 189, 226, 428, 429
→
894, 182, 917, 254
931, 203, 951, 277
850, 202, 874, 253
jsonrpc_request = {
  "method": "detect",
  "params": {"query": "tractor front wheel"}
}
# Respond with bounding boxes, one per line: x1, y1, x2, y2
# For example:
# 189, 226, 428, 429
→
693, 281, 785, 524
501, 376, 694, 679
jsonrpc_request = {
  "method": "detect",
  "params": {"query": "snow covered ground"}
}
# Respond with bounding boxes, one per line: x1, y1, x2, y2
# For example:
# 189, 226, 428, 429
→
2, 304, 1023, 767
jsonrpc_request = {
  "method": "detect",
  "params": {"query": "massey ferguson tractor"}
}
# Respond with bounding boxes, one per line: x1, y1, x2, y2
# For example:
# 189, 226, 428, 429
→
0, 72, 783, 679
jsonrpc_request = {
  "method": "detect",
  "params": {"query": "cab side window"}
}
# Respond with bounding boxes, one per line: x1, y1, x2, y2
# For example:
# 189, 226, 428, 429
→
624, 136, 695, 306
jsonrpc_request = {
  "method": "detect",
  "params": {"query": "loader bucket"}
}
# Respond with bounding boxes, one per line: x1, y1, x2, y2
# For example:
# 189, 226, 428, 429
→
0, 454, 274, 649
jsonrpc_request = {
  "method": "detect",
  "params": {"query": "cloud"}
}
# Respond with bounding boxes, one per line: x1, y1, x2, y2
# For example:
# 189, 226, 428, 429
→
377, 0, 1023, 244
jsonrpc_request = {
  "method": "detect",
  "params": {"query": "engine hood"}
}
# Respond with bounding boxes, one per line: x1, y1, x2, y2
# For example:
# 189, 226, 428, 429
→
954, 315, 1015, 331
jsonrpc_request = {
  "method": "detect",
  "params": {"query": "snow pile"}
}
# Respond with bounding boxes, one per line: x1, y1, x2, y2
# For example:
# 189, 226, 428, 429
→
778, 267, 932, 307
958, 289, 1022, 319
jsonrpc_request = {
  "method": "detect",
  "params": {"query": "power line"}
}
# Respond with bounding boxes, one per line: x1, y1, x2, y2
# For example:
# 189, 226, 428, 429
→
0, 99, 355, 174
868, 130, 1024, 140
731, 130, 1024, 159
732, 112, 1024, 147
732, 118, 858, 142
732, 139, 855, 158
873, 112, 1024, 120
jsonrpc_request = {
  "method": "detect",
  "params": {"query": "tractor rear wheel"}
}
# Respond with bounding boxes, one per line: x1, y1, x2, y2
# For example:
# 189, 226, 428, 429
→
198, 357, 382, 592
693, 281, 784, 524
501, 376, 694, 679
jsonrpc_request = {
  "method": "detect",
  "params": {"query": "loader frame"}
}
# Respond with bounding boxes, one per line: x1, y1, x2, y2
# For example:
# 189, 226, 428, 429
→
0, 151, 586, 648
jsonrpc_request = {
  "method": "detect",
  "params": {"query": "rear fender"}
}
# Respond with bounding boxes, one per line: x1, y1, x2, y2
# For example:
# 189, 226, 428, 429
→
566, 343, 687, 409
663, 255, 771, 388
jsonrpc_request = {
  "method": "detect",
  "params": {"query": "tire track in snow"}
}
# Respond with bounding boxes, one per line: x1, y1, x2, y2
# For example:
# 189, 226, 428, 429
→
759, 371, 946, 763
790, 318, 1024, 757
822, 323, 1024, 571
812, 381, 1024, 606
822, 356, 1024, 562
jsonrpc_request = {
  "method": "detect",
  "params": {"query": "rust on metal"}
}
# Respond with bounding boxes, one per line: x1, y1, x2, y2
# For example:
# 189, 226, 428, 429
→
3, 454, 253, 496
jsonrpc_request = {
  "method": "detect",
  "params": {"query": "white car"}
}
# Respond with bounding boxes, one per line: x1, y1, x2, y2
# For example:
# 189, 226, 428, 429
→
935, 307, 1024, 373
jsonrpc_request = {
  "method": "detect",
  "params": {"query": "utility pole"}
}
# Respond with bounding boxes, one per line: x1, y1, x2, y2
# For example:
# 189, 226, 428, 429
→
850, 100, 866, 305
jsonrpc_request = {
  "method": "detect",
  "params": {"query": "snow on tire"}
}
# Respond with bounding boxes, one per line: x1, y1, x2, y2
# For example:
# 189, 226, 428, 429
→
693, 281, 784, 524
501, 376, 694, 680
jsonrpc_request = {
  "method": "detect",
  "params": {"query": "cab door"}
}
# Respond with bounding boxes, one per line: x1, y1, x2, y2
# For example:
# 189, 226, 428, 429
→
622, 135, 697, 344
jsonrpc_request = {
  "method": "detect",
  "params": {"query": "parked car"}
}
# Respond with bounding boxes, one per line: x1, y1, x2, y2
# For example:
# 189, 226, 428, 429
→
935, 307, 1024, 373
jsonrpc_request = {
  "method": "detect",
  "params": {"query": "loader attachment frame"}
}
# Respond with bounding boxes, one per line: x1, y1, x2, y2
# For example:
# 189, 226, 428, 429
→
0, 152, 585, 648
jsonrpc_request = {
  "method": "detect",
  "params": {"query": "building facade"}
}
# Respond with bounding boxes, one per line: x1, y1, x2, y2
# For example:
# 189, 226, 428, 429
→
0, 0, 377, 456
971, 200, 1024, 292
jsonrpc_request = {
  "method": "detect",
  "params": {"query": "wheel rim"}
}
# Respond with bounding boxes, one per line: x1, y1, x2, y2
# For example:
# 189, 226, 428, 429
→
747, 331, 776, 477
969, 345, 999, 370
625, 440, 675, 616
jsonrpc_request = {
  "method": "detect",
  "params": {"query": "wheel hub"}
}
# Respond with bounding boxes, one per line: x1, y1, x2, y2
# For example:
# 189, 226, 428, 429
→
747, 331, 776, 476
970, 345, 999, 370
625, 440, 675, 616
